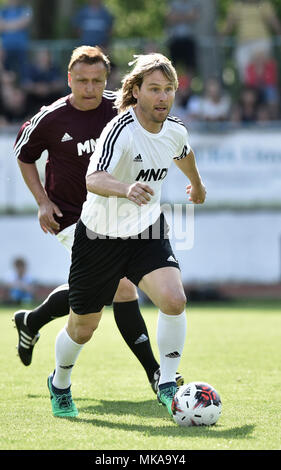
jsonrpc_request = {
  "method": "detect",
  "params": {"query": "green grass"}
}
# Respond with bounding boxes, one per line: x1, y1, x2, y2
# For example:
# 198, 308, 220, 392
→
0, 301, 280, 450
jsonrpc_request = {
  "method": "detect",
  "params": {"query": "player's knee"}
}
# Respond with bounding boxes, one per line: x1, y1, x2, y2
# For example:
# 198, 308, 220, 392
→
72, 323, 98, 344
68, 314, 101, 344
114, 278, 138, 302
160, 291, 186, 315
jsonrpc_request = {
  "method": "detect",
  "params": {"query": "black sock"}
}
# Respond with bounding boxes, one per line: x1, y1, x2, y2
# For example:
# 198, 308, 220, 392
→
26, 284, 69, 334
113, 300, 159, 382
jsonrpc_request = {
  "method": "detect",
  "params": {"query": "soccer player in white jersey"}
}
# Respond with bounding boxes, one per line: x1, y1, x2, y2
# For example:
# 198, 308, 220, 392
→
48, 53, 206, 419
14, 46, 184, 397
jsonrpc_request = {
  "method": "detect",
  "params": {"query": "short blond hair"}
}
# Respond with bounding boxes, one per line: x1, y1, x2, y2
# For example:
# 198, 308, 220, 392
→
115, 53, 178, 112
68, 45, 111, 76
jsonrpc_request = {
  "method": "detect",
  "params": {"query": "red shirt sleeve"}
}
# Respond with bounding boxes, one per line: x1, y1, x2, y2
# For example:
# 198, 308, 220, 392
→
14, 118, 48, 163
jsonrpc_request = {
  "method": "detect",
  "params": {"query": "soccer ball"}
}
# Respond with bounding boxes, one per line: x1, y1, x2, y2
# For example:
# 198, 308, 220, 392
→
172, 381, 222, 427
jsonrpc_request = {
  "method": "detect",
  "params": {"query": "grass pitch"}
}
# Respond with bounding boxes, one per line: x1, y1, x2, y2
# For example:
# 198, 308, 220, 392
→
0, 301, 280, 451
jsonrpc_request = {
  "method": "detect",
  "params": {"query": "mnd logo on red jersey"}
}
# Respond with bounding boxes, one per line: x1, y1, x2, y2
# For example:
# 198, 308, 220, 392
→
77, 139, 96, 156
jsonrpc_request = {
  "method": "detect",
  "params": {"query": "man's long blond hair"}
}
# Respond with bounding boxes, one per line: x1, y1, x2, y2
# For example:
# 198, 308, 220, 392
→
115, 53, 178, 112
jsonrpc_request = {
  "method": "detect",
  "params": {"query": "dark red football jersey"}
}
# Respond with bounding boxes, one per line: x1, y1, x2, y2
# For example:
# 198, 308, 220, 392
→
14, 92, 117, 232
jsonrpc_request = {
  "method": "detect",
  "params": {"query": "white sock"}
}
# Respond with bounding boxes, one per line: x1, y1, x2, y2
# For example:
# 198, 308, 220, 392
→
157, 310, 187, 386
53, 327, 84, 390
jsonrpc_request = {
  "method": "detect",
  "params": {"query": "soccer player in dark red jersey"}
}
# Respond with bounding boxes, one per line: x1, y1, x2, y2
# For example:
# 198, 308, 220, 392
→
13, 45, 184, 393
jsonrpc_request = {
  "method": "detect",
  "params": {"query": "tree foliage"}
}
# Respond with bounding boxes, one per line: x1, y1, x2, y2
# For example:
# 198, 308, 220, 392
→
217, 0, 281, 23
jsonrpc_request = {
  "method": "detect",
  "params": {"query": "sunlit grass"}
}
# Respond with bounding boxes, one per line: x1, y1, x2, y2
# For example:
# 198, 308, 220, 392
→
0, 301, 280, 450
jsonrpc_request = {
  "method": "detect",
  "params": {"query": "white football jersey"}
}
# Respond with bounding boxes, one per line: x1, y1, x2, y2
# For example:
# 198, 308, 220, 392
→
81, 107, 191, 237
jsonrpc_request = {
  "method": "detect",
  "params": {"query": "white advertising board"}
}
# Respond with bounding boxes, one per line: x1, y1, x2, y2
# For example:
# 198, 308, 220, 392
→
1, 129, 281, 210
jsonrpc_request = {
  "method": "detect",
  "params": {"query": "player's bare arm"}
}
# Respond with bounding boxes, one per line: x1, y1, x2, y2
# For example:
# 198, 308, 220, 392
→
174, 148, 206, 204
17, 160, 62, 234
86, 170, 154, 206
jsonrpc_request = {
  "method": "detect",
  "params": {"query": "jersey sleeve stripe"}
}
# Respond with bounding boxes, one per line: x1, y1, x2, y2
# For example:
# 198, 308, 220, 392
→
102, 90, 117, 101
174, 144, 189, 160
167, 115, 186, 127
14, 101, 67, 159
97, 112, 134, 171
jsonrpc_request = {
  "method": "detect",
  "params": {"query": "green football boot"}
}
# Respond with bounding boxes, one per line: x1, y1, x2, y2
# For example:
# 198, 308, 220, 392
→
47, 372, 78, 418
157, 382, 178, 416
150, 368, 184, 394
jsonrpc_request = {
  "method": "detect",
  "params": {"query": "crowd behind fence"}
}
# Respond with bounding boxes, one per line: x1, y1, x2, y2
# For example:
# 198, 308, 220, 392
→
1, 0, 281, 129
0, 35, 281, 131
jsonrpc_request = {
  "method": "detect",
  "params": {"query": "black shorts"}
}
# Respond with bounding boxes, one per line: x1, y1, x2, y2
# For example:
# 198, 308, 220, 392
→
69, 215, 180, 314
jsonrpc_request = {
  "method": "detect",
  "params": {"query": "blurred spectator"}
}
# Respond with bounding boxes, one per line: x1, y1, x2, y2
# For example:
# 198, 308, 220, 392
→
0, 46, 11, 125
185, 77, 231, 122
0, 59, 26, 121
0, 0, 33, 80
1, 84, 27, 123
0, 48, 27, 124
244, 50, 279, 119
22, 48, 65, 115
72, 0, 114, 52
106, 62, 121, 91
4, 257, 34, 304
256, 103, 271, 123
165, 0, 200, 73
230, 86, 262, 123
171, 67, 193, 120
221, 0, 281, 81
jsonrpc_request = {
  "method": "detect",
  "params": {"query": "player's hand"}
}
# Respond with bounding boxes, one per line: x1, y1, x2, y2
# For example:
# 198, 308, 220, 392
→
186, 183, 206, 204
38, 200, 63, 234
126, 182, 154, 206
